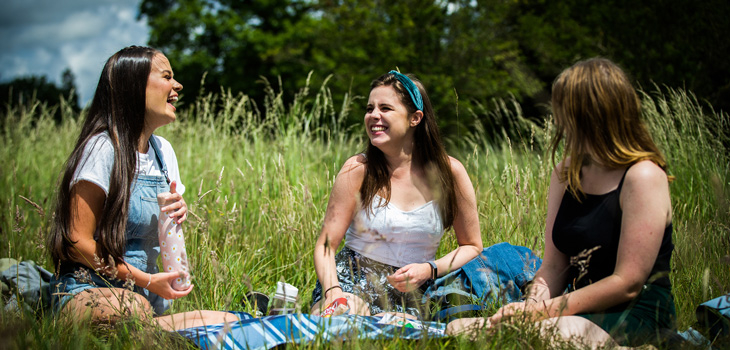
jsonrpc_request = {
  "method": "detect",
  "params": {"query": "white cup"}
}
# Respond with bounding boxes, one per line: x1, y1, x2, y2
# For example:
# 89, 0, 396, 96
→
274, 281, 299, 303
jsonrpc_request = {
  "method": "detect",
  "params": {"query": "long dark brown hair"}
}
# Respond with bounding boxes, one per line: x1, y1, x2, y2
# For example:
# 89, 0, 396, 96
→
361, 72, 457, 229
49, 46, 160, 269
550, 57, 669, 199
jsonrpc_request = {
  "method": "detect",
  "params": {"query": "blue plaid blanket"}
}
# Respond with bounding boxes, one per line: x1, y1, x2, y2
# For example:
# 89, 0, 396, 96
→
176, 244, 543, 349
177, 312, 447, 350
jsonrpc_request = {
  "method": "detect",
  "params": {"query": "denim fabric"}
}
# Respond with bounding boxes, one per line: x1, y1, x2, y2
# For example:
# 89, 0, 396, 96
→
423, 242, 542, 306
1, 261, 53, 314
51, 138, 172, 315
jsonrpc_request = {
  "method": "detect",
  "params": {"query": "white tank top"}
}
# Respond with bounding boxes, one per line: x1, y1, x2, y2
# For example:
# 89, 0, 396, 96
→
345, 194, 444, 267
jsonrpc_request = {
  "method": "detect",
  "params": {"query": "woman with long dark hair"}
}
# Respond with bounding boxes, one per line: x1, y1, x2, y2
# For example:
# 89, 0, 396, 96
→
448, 58, 675, 347
48, 46, 237, 329
310, 71, 483, 317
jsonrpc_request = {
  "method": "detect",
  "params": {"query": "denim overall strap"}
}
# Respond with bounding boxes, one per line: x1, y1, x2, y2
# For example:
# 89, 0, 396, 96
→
149, 135, 170, 185
122, 137, 172, 314
124, 178, 170, 314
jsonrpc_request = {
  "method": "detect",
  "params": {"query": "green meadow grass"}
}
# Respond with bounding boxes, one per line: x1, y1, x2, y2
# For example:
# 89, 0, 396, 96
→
0, 79, 728, 349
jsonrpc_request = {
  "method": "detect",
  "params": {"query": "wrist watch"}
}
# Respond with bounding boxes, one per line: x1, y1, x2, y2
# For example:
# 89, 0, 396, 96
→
427, 261, 438, 280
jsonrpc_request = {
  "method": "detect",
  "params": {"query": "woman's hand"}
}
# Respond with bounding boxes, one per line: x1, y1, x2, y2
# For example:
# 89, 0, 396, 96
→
312, 286, 345, 316
147, 271, 193, 300
387, 263, 432, 292
488, 301, 527, 324
160, 180, 187, 224
489, 300, 552, 325
446, 317, 490, 337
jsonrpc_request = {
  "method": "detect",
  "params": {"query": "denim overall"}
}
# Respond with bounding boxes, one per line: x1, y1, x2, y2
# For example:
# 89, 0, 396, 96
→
51, 136, 172, 315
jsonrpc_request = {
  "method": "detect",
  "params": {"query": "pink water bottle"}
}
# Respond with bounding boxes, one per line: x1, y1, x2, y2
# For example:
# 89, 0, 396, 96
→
157, 192, 191, 290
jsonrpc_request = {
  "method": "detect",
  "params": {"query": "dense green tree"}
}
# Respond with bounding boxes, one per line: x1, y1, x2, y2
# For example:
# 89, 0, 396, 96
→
140, 0, 730, 141
139, 0, 316, 111
309, 0, 544, 133
0, 68, 80, 121
307, 0, 453, 126
510, 0, 730, 112
140, 0, 545, 135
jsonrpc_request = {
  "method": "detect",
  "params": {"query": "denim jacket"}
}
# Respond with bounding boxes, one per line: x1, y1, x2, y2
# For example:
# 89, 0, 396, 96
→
424, 242, 542, 306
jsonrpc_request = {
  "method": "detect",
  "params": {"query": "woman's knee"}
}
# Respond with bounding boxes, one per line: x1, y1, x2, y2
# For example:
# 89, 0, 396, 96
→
539, 316, 616, 348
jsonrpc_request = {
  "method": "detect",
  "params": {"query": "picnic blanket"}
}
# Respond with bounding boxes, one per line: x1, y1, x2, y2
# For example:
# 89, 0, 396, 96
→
177, 312, 447, 350
177, 243, 542, 349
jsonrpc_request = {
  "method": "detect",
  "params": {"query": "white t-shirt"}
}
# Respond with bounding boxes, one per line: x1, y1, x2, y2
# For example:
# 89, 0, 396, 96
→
72, 132, 185, 195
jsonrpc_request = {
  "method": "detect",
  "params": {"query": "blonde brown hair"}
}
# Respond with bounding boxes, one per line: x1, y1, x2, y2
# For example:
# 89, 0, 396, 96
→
550, 58, 669, 198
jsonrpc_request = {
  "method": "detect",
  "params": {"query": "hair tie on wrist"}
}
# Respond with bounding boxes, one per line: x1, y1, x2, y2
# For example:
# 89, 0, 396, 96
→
145, 273, 152, 289
324, 285, 342, 298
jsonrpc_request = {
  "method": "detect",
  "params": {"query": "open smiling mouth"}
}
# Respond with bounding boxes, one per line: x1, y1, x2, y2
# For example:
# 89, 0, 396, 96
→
371, 125, 387, 132
167, 96, 178, 110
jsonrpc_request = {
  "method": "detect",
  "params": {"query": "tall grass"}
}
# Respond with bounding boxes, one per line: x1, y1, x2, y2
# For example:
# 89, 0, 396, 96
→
0, 78, 727, 348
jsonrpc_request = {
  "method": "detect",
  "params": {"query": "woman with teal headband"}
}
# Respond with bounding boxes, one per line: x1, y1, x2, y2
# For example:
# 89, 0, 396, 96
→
310, 71, 483, 318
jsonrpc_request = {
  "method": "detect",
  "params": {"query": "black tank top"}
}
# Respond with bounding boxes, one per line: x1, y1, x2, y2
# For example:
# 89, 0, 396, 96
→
552, 168, 673, 290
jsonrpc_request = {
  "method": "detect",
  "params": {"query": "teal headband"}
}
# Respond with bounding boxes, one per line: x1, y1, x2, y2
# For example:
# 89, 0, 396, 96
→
388, 70, 423, 111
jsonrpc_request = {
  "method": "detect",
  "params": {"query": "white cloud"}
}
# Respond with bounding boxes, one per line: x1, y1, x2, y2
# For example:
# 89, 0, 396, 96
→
0, 0, 149, 105
117, 6, 136, 22
59, 11, 108, 41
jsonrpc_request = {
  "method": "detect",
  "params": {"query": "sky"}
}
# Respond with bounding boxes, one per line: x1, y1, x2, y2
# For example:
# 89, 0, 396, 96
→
0, 0, 149, 105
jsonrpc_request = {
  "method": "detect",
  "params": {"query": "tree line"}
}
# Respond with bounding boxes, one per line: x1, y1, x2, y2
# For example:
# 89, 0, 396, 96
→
1, 68, 80, 122
4, 0, 727, 142
139, 0, 730, 139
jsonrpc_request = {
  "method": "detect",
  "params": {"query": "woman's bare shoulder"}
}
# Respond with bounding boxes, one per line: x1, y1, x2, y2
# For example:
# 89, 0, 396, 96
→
447, 156, 467, 174
556, 157, 570, 172
625, 160, 668, 185
338, 154, 367, 180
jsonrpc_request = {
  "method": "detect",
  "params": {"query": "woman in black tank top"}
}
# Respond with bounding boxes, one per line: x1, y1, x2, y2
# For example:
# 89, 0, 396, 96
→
447, 58, 675, 347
